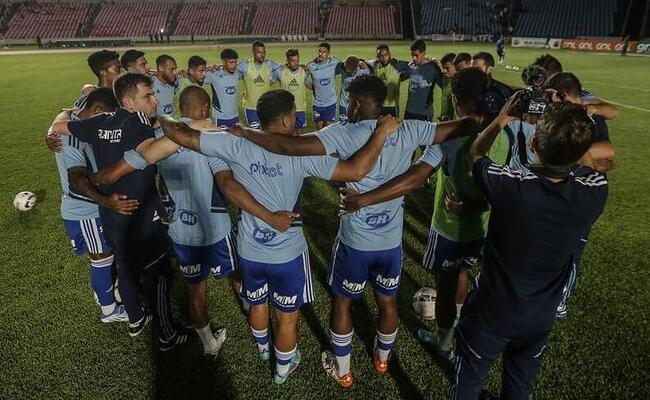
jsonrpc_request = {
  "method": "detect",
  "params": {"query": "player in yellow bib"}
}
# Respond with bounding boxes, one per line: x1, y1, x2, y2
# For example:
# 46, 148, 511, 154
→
368, 45, 409, 118
275, 48, 313, 135
236, 41, 281, 129
174, 56, 208, 118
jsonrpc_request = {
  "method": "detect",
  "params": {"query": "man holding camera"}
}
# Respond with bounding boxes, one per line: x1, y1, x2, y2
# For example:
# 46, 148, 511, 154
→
450, 95, 608, 399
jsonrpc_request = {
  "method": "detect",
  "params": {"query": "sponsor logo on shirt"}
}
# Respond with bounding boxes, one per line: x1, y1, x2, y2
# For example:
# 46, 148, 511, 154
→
97, 128, 122, 143
247, 283, 268, 300
384, 135, 399, 148
342, 279, 366, 294
319, 78, 331, 86
250, 161, 283, 177
253, 227, 277, 244
273, 292, 297, 307
253, 75, 265, 86
288, 78, 300, 91
365, 212, 391, 229
179, 209, 198, 226
375, 274, 399, 289
225, 86, 236, 95
163, 104, 174, 114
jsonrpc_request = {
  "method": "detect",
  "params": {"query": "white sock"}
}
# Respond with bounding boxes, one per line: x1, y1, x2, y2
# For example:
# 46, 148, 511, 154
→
331, 330, 353, 377
196, 324, 218, 353
275, 345, 296, 376
456, 303, 463, 318
100, 303, 116, 316
376, 329, 398, 362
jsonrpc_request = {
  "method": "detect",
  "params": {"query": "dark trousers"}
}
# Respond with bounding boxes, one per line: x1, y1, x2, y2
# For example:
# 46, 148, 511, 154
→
450, 323, 549, 400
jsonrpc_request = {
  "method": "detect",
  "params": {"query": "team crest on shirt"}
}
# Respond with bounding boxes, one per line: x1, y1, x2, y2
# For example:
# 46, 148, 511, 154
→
179, 209, 198, 226
253, 227, 276, 244
383, 135, 399, 148
253, 75, 265, 86
225, 86, 236, 95
163, 104, 174, 114
365, 212, 391, 229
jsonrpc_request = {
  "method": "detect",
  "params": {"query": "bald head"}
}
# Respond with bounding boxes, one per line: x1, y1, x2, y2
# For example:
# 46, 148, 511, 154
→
179, 85, 210, 120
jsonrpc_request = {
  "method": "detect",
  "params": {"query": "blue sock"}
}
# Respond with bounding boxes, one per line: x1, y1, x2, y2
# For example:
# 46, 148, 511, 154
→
275, 345, 296, 376
251, 326, 269, 353
331, 329, 353, 376
90, 255, 116, 313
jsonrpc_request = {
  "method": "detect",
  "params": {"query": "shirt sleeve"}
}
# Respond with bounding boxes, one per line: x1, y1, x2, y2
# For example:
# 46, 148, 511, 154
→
304, 72, 313, 86
401, 120, 438, 146
472, 156, 518, 205
123, 150, 149, 170
122, 113, 156, 150
268, 61, 281, 82
62, 137, 87, 169
314, 123, 358, 158
397, 60, 410, 76
433, 66, 444, 88
236, 60, 248, 76
417, 145, 444, 168
199, 131, 238, 161
272, 68, 282, 82
300, 155, 337, 179
67, 114, 104, 144
208, 156, 230, 175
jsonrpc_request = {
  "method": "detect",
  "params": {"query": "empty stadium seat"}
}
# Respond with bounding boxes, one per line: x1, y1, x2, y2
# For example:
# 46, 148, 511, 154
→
4, 2, 89, 39
89, 3, 173, 38
174, 3, 244, 36
251, 1, 318, 35
326, 5, 398, 36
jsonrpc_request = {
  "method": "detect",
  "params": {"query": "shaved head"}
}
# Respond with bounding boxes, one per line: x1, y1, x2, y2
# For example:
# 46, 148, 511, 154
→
179, 85, 210, 119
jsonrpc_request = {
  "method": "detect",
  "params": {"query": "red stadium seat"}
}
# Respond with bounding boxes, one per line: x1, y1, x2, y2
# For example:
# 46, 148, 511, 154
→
4, 3, 89, 39
174, 3, 244, 36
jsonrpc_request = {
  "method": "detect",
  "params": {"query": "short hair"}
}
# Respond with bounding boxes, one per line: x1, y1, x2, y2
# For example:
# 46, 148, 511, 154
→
376, 44, 390, 53
344, 55, 359, 72
179, 85, 210, 114
252, 40, 265, 49
318, 42, 330, 51
84, 87, 118, 111
453, 52, 471, 66
156, 54, 176, 68
441, 52, 457, 65
87, 50, 120, 78
285, 48, 299, 59
535, 102, 596, 168
120, 49, 144, 70
410, 39, 426, 52
451, 68, 487, 108
113, 72, 153, 105
347, 75, 387, 106
188, 55, 206, 69
257, 89, 295, 128
533, 54, 563, 75
547, 72, 582, 99
472, 51, 494, 67
220, 48, 239, 60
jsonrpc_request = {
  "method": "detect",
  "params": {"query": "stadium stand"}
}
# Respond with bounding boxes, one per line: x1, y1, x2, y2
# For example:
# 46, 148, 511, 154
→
174, 2, 245, 36
325, 4, 399, 37
89, 2, 174, 38
418, 0, 500, 35
251, 1, 318, 35
515, 0, 616, 37
4, 2, 89, 39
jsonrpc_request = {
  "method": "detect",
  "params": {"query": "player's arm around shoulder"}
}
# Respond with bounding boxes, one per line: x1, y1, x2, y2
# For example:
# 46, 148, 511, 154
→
228, 124, 327, 156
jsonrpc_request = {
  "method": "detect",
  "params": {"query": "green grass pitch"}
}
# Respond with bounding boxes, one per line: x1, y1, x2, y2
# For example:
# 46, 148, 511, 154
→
0, 42, 648, 399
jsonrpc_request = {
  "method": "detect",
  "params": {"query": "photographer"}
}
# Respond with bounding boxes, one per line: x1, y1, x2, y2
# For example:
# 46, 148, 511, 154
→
450, 96, 609, 399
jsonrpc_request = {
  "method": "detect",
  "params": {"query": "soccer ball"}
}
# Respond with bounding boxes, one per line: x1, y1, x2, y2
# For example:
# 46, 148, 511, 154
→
412, 287, 437, 321
13, 191, 37, 211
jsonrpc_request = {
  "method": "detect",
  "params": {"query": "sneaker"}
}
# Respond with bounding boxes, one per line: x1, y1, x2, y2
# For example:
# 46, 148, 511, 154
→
128, 313, 153, 337
372, 337, 390, 374
259, 349, 270, 361
417, 328, 455, 362
159, 326, 193, 352
204, 328, 227, 358
100, 304, 129, 323
321, 350, 354, 388
273, 349, 301, 385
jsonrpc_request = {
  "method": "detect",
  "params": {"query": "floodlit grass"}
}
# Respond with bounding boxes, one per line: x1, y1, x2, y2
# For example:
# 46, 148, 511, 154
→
0, 42, 648, 399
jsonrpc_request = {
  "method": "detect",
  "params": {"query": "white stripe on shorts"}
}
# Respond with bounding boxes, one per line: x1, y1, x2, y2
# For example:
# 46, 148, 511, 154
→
302, 250, 315, 303
329, 238, 341, 287
80, 218, 103, 254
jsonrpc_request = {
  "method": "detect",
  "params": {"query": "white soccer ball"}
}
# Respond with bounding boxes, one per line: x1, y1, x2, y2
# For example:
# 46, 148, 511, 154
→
13, 191, 37, 211
505, 65, 512, 70
412, 287, 437, 321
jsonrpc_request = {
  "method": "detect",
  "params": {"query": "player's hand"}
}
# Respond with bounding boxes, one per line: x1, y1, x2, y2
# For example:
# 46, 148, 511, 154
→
358, 60, 368, 70
81, 84, 97, 96
101, 194, 139, 215
339, 187, 362, 215
375, 114, 401, 136
187, 119, 217, 132
227, 124, 246, 137
207, 64, 222, 72
269, 211, 300, 232
444, 193, 464, 215
498, 92, 523, 126
177, 69, 188, 79
300, 64, 310, 73
46, 132, 64, 153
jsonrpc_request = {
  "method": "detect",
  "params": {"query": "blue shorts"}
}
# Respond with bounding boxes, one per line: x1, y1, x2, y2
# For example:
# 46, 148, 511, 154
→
240, 250, 314, 312
295, 111, 307, 129
422, 227, 483, 273
245, 108, 261, 129
338, 106, 348, 122
329, 238, 402, 299
313, 104, 336, 123
216, 116, 240, 129
63, 217, 112, 256
381, 106, 399, 117
171, 233, 237, 284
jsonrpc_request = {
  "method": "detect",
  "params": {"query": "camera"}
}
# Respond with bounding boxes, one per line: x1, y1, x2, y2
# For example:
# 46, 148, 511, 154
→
512, 65, 551, 115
